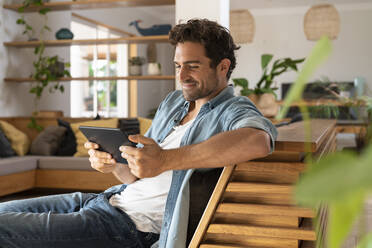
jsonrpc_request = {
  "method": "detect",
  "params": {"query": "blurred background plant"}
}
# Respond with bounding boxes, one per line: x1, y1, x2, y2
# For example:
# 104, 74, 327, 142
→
277, 36, 372, 248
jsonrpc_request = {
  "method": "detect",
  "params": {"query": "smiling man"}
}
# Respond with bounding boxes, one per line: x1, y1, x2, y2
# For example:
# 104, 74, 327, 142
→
0, 19, 277, 248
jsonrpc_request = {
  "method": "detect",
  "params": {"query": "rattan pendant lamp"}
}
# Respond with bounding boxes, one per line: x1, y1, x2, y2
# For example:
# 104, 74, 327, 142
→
230, 9, 255, 43
304, 4, 340, 41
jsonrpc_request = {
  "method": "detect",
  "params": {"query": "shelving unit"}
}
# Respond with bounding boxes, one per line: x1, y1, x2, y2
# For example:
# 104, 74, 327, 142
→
3, 0, 175, 117
4, 35, 169, 48
3, 0, 175, 12
4, 75, 175, 83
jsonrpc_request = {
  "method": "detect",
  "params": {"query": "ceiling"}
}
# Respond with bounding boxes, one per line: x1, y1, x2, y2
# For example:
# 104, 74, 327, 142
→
230, 0, 372, 9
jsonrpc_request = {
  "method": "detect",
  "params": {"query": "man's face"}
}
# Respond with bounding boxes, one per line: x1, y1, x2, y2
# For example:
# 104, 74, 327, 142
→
174, 42, 225, 102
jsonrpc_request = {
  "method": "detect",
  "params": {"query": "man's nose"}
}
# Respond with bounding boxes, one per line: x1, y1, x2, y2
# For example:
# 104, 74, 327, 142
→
178, 67, 189, 82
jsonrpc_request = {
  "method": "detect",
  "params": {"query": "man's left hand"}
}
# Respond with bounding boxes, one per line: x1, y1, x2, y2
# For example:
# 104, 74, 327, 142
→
120, 135, 169, 178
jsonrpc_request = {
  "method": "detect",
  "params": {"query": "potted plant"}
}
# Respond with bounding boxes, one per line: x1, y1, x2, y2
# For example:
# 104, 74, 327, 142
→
233, 54, 305, 117
128, 56, 145, 76
16, 0, 70, 131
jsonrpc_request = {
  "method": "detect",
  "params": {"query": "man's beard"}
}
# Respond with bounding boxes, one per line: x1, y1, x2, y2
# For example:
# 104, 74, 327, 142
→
182, 79, 213, 101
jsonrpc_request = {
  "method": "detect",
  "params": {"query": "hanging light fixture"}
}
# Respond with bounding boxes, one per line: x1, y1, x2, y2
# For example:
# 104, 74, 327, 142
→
230, 9, 255, 44
304, 4, 340, 41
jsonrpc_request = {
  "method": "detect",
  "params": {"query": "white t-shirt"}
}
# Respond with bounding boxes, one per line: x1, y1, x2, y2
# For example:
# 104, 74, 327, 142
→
109, 119, 195, 233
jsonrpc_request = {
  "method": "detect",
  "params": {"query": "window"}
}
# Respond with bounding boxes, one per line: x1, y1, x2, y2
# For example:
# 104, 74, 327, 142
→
70, 20, 128, 117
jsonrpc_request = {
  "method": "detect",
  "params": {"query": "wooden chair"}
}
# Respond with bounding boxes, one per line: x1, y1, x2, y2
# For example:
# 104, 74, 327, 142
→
188, 120, 336, 248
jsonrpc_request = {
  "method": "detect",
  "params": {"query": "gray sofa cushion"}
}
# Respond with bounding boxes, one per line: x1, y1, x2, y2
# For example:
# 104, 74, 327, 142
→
0, 156, 38, 176
38, 156, 93, 170
30, 126, 67, 156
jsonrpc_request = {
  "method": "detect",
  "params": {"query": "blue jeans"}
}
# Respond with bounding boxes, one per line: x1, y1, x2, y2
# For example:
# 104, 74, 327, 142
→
0, 185, 159, 248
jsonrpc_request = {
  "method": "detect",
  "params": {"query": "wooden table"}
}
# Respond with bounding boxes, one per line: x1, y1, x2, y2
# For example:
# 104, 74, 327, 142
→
189, 119, 336, 248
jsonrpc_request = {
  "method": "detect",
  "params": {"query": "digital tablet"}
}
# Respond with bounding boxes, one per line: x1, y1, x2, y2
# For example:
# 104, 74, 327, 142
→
79, 126, 137, 164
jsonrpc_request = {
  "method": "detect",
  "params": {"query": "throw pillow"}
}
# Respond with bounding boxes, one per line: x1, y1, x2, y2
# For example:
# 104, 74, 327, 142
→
118, 118, 140, 136
30, 126, 67, 156
138, 117, 152, 135
70, 118, 118, 157
0, 120, 30, 156
0, 128, 16, 157
55, 119, 77, 156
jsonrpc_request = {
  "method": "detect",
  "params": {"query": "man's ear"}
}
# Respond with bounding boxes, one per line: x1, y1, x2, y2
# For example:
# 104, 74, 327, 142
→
217, 58, 231, 77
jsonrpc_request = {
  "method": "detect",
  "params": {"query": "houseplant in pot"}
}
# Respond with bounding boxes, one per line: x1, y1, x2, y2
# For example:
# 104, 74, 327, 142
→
128, 56, 145, 76
233, 54, 305, 117
17, 0, 70, 131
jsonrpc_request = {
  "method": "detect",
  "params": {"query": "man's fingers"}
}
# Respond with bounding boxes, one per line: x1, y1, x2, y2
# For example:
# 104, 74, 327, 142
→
128, 134, 156, 145
88, 149, 112, 159
84, 142, 99, 149
119, 146, 138, 156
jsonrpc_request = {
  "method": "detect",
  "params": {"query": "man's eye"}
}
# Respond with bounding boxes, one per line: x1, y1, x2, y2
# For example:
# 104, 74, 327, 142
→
189, 66, 199, 69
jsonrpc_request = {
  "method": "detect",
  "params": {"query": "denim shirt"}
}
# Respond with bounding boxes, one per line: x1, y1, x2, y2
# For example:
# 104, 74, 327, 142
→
146, 86, 277, 248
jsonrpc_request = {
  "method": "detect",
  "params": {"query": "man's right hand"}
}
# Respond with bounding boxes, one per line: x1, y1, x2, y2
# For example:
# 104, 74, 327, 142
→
85, 141, 117, 173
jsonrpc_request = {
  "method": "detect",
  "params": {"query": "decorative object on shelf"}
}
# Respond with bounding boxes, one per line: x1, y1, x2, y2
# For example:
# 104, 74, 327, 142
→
147, 62, 161, 76
354, 77, 366, 97
147, 43, 157, 63
304, 4, 340, 41
128, 56, 145, 76
55, 28, 74, 40
129, 20, 171, 36
230, 9, 255, 43
233, 54, 305, 117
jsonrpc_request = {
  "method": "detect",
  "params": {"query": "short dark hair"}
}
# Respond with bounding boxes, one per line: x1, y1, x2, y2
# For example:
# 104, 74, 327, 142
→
169, 19, 240, 80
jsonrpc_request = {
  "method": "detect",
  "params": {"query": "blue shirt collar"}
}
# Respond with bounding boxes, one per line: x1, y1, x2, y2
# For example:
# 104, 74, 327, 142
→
181, 85, 235, 111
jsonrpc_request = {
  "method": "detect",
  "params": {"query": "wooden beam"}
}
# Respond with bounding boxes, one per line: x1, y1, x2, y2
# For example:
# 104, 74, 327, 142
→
129, 43, 138, 117
4, 0, 175, 12
188, 165, 236, 248
0, 171, 36, 197
4, 35, 169, 48
72, 12, 136, 37
36, 170, 120, 191
4, 75, 175, 83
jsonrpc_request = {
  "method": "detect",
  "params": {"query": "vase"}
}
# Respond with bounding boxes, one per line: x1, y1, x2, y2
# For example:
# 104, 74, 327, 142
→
129, 65, 142, 76
147, 62, 161, 75
248, 93, 279, 117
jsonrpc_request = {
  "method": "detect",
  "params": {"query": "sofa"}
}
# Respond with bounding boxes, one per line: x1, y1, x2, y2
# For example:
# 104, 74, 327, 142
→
0, 116, 150, 197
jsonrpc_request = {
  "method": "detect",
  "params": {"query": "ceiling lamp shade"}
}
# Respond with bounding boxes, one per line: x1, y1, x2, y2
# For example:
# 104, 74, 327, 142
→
304, 4, 340, 41
230, 9, 255, 44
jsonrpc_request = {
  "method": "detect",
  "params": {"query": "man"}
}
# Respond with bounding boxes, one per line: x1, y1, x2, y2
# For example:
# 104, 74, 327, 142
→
0, 19, 276, 248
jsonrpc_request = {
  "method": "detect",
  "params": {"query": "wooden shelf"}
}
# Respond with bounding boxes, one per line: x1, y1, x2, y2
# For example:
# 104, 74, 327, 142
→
4, 36, 169, 48
3, 0, 175, 12
4, 75, 175, 82
277, 99, 353, 107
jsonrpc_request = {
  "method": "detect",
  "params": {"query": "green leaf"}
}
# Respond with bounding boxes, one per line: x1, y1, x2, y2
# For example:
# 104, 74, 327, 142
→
357, 232, 372, 248
276, 36, 332, 120
16, 18, 25, 25
261, 54, 273, 70
295, 151, 360, 205
44, 25, 51, 31
18, 6, 25, 13
39, 8, 51, 15
328, 193, 365, 248
232, 78, 249, 89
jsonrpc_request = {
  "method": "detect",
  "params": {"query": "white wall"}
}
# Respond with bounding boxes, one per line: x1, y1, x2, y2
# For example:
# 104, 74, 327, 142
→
230, 3, 372, 99
0, 4, 71, 117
